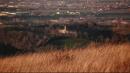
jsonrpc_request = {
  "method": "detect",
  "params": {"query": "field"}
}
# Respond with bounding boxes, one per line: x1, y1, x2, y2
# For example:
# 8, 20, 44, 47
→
0, 42, 130, 72
0, 14, 130, 73
0, 19, 130, 72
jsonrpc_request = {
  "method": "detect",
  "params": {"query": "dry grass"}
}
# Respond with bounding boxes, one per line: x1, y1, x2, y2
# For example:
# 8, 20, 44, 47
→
0, 43, 130, 72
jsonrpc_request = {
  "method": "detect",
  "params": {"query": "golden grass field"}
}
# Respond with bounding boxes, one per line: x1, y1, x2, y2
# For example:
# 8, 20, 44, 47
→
0, 42, 130, 72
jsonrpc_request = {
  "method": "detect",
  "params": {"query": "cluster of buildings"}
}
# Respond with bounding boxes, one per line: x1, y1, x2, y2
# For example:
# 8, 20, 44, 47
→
0, 0, 129, 16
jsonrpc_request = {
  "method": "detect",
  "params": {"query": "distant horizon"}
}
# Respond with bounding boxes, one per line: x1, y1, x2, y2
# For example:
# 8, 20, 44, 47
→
0, 0, 129, 16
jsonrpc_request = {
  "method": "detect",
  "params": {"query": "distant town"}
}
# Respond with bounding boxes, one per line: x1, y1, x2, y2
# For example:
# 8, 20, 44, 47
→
0, 0, 130, 49
0, 0, 130, 16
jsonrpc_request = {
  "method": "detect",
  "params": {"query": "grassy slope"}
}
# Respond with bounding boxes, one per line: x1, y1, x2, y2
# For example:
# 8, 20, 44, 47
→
0, 43, 130, 72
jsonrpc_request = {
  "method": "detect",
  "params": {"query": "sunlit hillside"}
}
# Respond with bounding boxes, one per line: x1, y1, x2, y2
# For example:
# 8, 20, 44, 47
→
0, 43, 130, 72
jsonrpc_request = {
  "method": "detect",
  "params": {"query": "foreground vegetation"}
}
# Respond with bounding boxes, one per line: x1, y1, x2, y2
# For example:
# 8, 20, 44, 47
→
0, 43, 130, 72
